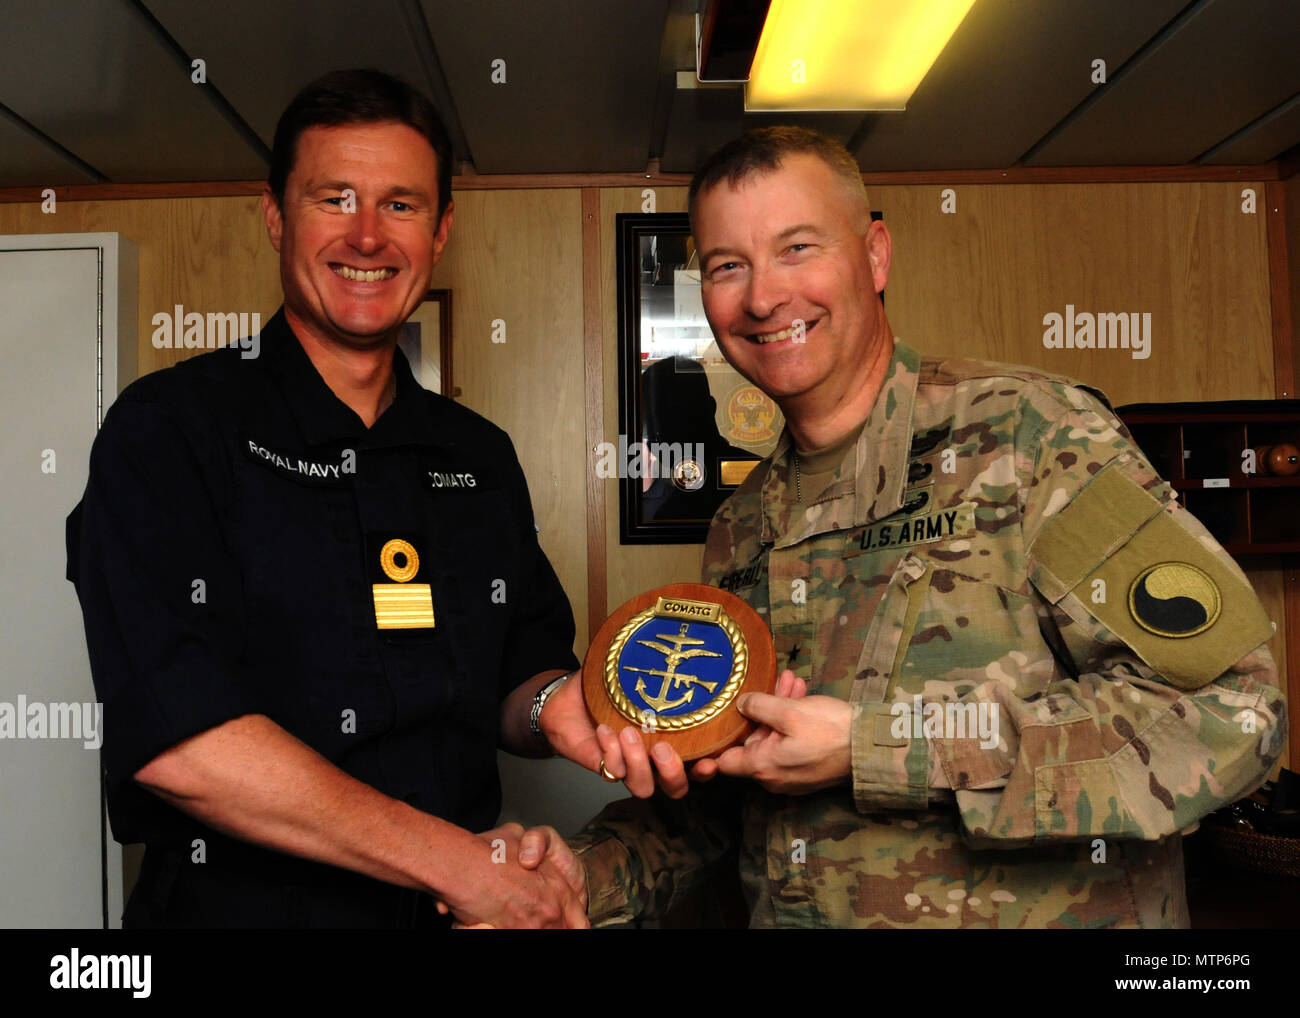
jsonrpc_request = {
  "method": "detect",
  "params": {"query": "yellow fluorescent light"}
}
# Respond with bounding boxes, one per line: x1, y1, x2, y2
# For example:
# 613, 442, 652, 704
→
746, 0, 977, 111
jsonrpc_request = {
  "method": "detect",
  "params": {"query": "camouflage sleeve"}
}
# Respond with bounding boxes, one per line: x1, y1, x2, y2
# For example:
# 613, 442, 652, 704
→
567, 777, 743, 926
946, 382, 1279, 842
931, 382, 1285, 846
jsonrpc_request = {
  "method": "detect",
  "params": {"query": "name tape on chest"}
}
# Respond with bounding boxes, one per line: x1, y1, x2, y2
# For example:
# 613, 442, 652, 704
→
717, 560, 765, 593
427, 470, 478, 490
244, 439, 352, 486
856, 502, 976, 553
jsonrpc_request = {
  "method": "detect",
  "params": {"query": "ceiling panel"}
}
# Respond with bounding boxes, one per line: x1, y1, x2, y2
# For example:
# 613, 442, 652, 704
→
658, 6, 863, 174
143, 0, 447, 153
659, 84, 863, 173
1027, 0, 1300, 165
421, 0, 670, 173
850, 0, 1189, 171
0, 0, 266, 182
1201, 91, 1300, 164
0, 0, 1293, 189
0, 112, 101, 188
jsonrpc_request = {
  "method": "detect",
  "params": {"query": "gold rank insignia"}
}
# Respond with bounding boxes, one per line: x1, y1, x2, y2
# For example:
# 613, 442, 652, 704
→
372, 538, 436, 629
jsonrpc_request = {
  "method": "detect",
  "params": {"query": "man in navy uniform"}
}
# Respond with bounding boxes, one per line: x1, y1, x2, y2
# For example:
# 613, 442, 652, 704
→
66, 69, 649, 929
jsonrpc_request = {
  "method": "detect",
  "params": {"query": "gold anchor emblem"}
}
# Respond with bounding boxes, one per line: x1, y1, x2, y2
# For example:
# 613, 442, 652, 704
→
623, 623, 723, 713
603, 596, 748, 730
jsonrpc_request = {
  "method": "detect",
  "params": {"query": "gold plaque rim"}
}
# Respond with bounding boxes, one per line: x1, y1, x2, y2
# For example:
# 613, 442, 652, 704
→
603, 605, 748, 730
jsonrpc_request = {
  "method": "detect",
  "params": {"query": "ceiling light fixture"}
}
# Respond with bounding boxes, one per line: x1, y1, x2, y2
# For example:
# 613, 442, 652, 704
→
744, 0, 977, 111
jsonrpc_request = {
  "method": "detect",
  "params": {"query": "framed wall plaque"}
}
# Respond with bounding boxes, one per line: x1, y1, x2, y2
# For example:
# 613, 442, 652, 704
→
398, 288, 456, 398
616, 213, 782, 543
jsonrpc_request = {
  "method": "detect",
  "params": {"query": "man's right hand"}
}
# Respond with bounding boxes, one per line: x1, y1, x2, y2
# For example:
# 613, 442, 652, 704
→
539, 670, 690, 799
435, 822, 588, 929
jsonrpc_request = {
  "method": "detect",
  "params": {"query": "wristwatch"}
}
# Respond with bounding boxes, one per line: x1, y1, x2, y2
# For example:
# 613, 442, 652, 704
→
530, 671, 576, 743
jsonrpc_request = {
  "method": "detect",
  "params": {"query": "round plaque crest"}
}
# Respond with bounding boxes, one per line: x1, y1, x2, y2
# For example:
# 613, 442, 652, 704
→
583, 583, 776, 760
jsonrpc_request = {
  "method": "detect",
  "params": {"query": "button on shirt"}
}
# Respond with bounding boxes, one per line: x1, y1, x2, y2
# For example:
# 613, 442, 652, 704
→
66, 307, 578, 880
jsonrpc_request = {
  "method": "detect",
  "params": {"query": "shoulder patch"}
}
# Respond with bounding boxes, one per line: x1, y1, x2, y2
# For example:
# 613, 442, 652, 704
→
1128, 563, 1221, 638
1029, 461, 1273, 689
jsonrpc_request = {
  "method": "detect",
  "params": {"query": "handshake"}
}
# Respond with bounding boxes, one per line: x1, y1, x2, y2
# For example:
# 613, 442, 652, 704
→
435, 822, 589, 930
435, 667, 850, 928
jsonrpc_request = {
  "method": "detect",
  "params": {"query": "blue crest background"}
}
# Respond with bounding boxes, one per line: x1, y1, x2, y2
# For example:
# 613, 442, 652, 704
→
617, 618, 735, 717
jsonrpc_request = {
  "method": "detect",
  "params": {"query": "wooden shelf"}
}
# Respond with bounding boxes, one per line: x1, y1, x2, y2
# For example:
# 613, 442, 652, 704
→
1118, 400, 1300, 555
1176, 477, 1300, 489
1223, 543, 1300, 556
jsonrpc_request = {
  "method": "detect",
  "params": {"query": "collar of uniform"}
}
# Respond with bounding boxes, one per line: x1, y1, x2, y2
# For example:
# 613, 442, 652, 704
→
263, 306, 448, 449
759, 340, 920, 548
366, 340, 447, 449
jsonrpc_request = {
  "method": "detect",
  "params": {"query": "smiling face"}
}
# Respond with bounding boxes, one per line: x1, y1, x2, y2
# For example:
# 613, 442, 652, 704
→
694, 153, 891, 419
262, 120, 452, 350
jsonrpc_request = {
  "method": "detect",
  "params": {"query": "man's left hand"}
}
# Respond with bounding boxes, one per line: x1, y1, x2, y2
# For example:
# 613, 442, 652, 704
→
692, 671, 853, 795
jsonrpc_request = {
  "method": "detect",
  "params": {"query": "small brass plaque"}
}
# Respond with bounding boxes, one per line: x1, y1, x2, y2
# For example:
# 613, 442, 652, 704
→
720, 459, 759, 487
653, 596, 722, 623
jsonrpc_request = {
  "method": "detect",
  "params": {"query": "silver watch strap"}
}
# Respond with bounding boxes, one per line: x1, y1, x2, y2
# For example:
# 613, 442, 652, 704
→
530, 672, 574, 740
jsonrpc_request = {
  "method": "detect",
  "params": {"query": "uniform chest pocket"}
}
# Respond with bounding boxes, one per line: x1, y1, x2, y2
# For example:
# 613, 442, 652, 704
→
422, 459, 511, 538
893, 572, 1054, 701
414, 482, 526, 649
230, 452, 359, 634
851, 552, 1055, 704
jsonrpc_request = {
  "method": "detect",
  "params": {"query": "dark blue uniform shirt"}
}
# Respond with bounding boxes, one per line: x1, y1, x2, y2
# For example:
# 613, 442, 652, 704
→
66, 308, 578, 926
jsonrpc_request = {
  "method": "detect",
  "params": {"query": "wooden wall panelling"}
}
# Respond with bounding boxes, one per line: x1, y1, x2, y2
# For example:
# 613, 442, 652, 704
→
0, 195, 282, 376
581, 189, 608, 639
1265, 181, 1294, 399
1284, 173, 1300, 397
0, 161, 1277, 206
430, 188, 589, 653
870, 181, 1275, 407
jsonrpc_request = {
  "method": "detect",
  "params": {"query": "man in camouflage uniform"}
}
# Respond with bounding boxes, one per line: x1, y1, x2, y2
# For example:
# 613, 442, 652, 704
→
570, 127, 1286, 928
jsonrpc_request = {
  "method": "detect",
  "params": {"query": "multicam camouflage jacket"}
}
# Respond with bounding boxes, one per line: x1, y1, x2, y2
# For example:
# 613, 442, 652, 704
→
571, 340, 1286, 928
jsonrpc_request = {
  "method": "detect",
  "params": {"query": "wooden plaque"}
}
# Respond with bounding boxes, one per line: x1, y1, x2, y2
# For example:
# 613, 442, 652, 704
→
582, 582, 777, 761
